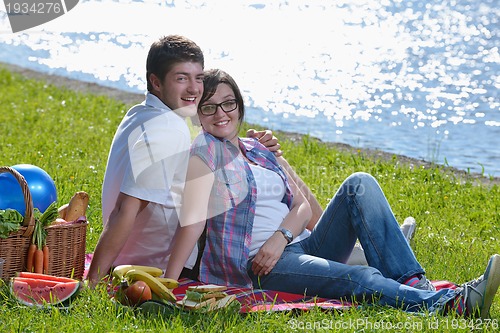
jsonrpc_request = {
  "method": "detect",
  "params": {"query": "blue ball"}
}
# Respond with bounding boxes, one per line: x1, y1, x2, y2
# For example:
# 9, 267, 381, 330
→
0, 164, 57, 216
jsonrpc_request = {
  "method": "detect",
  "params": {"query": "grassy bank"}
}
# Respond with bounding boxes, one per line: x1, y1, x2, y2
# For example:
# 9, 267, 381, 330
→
0, 66, 499, 332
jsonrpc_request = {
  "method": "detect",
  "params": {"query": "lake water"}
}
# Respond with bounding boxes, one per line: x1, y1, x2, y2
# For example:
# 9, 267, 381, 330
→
1, 0, 498, 176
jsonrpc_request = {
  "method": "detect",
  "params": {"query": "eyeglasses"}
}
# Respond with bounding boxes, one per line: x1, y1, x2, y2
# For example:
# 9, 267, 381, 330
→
199, 99, 238, 116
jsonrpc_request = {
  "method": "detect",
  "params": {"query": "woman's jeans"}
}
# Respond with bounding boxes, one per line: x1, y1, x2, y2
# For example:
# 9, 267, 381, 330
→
248, 172, 458, 313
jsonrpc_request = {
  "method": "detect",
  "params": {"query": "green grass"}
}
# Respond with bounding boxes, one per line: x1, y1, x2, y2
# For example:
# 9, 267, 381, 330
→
0, 67, 499, 332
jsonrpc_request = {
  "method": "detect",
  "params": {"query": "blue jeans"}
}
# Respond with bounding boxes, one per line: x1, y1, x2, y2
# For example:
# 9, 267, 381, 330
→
248, 172, 458, 313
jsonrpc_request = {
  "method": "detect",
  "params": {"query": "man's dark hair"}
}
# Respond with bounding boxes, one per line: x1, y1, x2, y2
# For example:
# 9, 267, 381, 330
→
146, 35, 204, 92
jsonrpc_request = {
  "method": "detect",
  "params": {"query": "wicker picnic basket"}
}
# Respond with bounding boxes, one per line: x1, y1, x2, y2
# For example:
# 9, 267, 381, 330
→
0, 166, 88, 280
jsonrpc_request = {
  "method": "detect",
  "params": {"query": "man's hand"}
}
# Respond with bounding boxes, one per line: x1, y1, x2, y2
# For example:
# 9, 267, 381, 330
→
246, 129, 282, 157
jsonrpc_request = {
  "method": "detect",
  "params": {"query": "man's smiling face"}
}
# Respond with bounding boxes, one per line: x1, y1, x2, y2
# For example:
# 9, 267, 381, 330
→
152, 61, 204, 116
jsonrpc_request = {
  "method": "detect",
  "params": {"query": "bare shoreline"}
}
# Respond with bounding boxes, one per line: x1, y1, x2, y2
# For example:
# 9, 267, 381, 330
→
2, 61, 498, 186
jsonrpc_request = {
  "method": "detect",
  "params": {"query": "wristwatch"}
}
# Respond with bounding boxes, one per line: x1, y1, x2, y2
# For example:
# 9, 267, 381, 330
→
277, 228, 294, 244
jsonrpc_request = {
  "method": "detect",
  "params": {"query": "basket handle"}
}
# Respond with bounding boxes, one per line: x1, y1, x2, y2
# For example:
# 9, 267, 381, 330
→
0, 166, 35, 237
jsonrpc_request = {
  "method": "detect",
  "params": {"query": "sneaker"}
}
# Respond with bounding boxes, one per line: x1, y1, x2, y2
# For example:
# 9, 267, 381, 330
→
412, 275, 436, 291
461, 254, 500, 318
400, 216, 417, 242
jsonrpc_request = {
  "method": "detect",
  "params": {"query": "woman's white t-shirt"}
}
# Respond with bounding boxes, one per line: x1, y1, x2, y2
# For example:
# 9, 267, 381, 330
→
248, 163, 310, 257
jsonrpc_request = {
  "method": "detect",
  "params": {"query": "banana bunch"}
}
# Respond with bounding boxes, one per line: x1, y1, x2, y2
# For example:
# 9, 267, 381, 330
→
112, 265, 162, 282
112, 265, 179, 303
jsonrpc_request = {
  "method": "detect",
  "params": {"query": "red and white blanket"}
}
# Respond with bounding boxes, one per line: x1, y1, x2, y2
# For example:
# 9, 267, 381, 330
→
85, 254, 457, 313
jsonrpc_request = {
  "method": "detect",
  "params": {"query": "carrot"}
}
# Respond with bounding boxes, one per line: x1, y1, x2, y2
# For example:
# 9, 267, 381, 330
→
34, 248, 44, 274
42, 245, 49, 274
26, 243, 37, 272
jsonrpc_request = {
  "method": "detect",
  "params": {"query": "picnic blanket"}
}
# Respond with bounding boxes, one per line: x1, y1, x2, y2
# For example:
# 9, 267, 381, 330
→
84, 254, 457, 313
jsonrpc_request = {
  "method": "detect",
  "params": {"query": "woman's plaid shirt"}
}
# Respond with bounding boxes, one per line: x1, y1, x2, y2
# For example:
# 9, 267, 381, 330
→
190, 132, 293, 287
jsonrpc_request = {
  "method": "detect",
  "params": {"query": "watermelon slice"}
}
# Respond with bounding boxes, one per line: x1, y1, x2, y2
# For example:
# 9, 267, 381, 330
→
17, 272, 80, 283
10, 275, 81, 308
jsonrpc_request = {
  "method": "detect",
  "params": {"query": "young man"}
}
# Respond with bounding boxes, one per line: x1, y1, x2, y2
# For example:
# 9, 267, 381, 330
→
88, 35, 278, 287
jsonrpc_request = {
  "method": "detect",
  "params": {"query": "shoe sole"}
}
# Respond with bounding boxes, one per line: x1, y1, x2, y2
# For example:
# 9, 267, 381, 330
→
481, 254, 500, 319
401, 217, 417, 242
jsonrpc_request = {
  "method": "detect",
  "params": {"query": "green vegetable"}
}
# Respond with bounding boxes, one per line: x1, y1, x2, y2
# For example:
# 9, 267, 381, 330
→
32, 201, 58, 248
0, 208, 23, 238
0, 201, 59, 241
35, 201, 59, 228
185, 290, 204, 302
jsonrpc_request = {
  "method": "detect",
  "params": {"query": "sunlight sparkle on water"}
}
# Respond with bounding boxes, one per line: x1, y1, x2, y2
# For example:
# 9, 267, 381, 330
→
0, 0, 498, 175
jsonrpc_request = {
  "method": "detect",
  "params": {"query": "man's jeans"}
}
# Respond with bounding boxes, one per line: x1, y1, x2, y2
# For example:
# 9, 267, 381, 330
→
248, 172, 458, 312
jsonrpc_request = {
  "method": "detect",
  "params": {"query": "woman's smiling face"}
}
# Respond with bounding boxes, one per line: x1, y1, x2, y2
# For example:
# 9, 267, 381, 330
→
199, 83, 240, 143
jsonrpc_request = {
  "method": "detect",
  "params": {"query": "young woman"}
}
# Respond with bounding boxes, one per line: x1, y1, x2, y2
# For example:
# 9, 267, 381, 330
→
165, 69, 500, 318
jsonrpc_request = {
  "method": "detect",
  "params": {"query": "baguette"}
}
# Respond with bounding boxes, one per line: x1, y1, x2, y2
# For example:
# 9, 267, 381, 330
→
64, 191, 89, 222
57, 203, 69, 219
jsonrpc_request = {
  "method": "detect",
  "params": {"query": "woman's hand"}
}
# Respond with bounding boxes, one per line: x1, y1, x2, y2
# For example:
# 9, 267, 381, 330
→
251, 232, 288, 276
